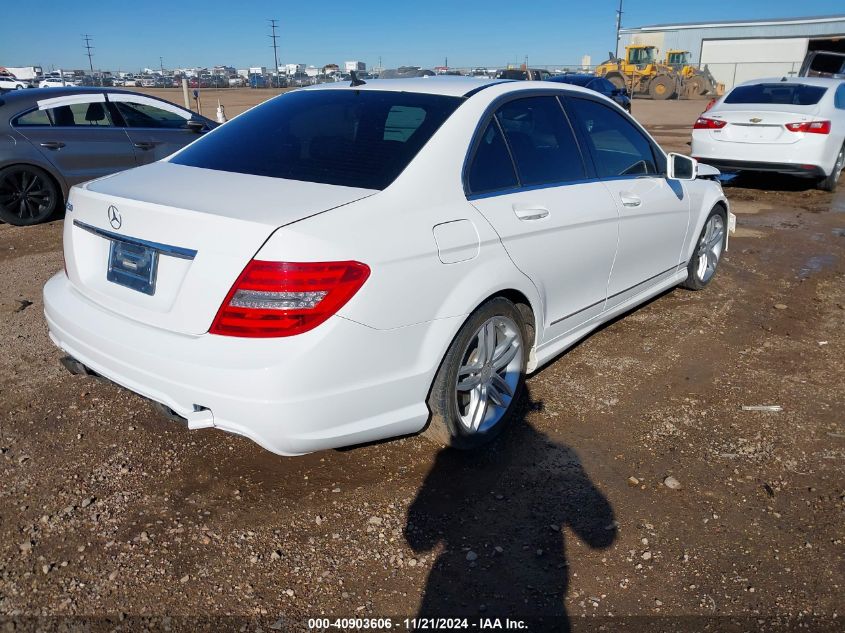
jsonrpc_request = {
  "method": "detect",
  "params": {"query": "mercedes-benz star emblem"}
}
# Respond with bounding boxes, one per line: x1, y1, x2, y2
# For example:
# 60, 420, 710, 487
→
108, 205, 122, 230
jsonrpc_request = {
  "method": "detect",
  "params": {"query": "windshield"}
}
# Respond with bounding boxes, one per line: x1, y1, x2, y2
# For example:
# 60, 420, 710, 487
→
171, 89, 462, 190
724, 83, 828, 105
628, 48, 654, 65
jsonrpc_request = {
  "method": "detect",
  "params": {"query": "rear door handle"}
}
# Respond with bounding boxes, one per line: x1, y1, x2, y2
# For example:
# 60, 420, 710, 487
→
513, 204, 549, 221
39, 141, 65, 150
620, 194, 642, 208
133, 141, 160, 150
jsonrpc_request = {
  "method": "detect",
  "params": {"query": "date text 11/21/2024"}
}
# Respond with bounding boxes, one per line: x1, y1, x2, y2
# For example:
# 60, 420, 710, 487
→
307, 618, 529, 630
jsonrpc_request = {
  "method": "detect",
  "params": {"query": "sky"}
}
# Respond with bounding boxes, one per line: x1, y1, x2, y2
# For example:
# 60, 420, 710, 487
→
3, 0, 844, 72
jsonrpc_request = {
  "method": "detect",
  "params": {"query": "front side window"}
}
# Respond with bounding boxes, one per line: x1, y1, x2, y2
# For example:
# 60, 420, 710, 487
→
171, 89, 462, 190
466, 121, 518, 194
568, 97, 658, 178
47, 101, 114, 127
115, 101, 188, 128
494, 96, 585, 186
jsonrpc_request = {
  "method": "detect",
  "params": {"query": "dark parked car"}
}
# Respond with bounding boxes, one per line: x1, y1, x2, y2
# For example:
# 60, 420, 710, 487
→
496, 68, 552, 81
546, 74, 632, 112
0, 87, 216, 226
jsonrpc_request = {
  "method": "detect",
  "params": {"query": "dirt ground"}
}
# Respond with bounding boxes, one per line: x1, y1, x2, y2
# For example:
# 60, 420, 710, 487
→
1, 96, 843, 632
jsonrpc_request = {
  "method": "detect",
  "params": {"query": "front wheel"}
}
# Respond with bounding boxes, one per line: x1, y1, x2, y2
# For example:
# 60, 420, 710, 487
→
683, 207, 727, 290
649, 75, 675, 100
425, 297, 531, 450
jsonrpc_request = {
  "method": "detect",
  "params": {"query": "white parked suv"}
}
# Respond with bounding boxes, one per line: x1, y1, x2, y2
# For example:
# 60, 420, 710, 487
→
692, 77, 845, 191
39, 77, 73, 88
44, 77, 732, 455
0, 74, 29, 90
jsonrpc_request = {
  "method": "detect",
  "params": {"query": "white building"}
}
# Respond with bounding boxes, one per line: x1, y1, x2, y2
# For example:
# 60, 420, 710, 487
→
304, 65, 320, 77
618, 14, 845, 91
344, 60, 366, 72
249, 66, 267, 75
284, 63, 305, 75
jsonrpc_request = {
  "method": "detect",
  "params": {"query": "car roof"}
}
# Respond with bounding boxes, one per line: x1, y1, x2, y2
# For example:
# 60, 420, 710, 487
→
303, 76, 507, 97
300, 75, 610, 99
735, 76, 844, 87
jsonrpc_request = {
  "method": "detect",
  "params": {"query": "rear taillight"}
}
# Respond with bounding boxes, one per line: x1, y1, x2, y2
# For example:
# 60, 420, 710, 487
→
784, 120, 831, 134
210, 260, 370, 338
693, 117, 727, 130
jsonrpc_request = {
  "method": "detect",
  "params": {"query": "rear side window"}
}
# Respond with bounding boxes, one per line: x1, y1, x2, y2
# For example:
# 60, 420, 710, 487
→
568, 97, 658, 178
466, 121, 518, 194
835, 84, 845, 110
725, 83, 827, 106
171, 89, 462, 190
47, 102, 114, 127
495, 96, 585, 186
14, 109, 51, 126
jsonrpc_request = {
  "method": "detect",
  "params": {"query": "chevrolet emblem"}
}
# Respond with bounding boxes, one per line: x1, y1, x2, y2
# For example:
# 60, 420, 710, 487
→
749, 117, 762, 123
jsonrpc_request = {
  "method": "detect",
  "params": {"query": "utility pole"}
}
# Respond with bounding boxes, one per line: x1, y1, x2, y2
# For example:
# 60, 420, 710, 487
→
268, 19, 280, 86
615, 0, 624, 58
83, 34, 94, 73
160, 56, 164, 74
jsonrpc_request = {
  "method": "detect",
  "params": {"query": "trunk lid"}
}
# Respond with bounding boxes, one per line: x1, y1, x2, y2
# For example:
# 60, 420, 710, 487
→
63, 162, 375, 335
707, 105, 822, 145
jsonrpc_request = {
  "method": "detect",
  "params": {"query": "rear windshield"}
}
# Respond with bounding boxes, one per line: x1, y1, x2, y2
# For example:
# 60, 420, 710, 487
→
724, 83, 827, 106
171, 89, 462, 190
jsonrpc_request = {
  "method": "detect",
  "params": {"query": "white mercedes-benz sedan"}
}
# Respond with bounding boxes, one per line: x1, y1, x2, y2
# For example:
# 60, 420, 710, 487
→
44, 77, 732, 455
691, 76, 845, 191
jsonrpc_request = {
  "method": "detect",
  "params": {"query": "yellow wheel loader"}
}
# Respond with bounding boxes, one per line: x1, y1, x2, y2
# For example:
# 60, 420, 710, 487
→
665, 49, 716, 96
595, 45, 679, 100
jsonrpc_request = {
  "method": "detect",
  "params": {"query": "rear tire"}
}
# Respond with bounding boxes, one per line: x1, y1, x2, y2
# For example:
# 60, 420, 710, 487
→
0, 165, 61, 226
683, 206, 727, 291
817, 144, 844, 192
424, 297, 532, 450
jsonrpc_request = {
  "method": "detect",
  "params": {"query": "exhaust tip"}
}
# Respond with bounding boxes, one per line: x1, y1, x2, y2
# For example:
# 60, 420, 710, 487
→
60, 356, 95, 376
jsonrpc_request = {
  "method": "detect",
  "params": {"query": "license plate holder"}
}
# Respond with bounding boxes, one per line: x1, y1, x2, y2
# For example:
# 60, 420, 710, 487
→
107, 239, 159, 295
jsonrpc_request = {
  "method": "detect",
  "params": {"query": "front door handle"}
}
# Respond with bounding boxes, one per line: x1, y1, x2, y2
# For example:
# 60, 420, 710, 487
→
513, 204, 549, 221
39, 141, 65, 150
133, 141, 160, 150
620, 193, 642, 208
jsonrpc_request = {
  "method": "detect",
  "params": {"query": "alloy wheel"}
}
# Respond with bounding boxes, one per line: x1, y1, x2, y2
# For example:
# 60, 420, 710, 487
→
454, 316, 523, 434
0, 169, 55, 223
695, 214, 725, 283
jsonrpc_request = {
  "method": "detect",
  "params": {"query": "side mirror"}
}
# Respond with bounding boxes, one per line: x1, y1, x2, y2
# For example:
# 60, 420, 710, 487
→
186, 119, 205, 134
667, 152, 697, 181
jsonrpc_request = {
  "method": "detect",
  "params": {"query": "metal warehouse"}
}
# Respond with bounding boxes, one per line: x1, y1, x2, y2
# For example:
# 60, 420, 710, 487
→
618, 14, 845, 91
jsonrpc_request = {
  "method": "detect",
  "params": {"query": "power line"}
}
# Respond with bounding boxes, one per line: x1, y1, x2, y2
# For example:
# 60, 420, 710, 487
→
268, 19, 280, 78
83, 34, 94, 73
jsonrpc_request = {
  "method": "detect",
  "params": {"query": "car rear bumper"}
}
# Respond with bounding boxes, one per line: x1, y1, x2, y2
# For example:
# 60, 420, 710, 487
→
693, 158, 825, 177
691, 131, 836, 177
44, 273, 458, 455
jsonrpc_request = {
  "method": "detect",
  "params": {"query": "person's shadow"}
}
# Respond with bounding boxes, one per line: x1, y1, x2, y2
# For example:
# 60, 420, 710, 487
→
405, 393, 616, 630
